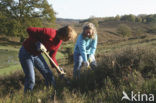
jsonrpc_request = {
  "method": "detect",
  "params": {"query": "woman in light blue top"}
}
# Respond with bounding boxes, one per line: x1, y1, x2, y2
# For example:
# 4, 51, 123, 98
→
73, 22, 98, 79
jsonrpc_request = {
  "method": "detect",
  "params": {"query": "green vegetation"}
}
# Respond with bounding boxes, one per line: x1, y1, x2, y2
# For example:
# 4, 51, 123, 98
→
0, 6, 156, 102
0, 0, 56, 40
82, 14, 156, 24
0, 49, 19, 69
0, 46, 155, 103
0, 65, 21, 76
117, 24, 131, 37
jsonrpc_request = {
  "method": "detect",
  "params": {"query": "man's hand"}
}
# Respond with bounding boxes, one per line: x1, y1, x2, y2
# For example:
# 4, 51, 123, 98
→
36, 42, 47, 52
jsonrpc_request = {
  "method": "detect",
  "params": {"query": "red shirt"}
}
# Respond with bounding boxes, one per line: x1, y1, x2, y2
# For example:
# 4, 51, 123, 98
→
23, 27, 62, 66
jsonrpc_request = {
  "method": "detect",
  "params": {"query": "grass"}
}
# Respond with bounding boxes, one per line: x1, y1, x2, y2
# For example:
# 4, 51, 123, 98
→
97, 35, 156, 54
0, 30, 156, 102
0, 65, 21, 76
0, 49, 19, 69
0, 40, 21, 75
0, 45, 19, 51
0, 35, 67, 75
0, 49, 65, 76
0, 46, 155, 103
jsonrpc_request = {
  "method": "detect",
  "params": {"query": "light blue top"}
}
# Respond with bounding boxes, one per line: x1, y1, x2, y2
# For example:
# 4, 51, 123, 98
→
74, 34, 98, 62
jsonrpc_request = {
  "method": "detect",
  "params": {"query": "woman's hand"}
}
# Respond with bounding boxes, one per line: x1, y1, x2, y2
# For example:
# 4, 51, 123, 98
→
36, 42, 47, 52
83, 61, 90, 67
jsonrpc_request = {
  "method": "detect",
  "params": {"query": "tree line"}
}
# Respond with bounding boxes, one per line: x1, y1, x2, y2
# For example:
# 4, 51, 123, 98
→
81, 14, 156, 25
0, 0, 56, 40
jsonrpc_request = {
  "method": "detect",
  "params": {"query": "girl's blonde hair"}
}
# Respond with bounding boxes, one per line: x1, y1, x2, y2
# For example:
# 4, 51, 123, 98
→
82, 22, 97, 39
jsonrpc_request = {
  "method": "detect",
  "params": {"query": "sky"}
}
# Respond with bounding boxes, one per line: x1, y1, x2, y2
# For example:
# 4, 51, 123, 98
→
48, 0, 156, 19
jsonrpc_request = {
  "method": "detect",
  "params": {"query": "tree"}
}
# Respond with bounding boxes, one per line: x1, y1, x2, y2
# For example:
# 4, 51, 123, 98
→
120, 14, 136, 22
136, 17, 142, 23
0, 0, 56, 38
115, 15, 120, 21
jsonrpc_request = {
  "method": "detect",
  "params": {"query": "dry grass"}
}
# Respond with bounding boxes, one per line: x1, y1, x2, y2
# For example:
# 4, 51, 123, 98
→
0, 47, 155, 103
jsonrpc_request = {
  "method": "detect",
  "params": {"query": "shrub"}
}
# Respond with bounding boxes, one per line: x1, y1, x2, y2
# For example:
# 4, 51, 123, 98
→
117, 24, 132, 37
0, 47, 156, 103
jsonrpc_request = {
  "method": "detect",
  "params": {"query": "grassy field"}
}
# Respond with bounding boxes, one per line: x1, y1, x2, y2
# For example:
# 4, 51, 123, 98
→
0, 36, 67, 76
0, 24, 156, 102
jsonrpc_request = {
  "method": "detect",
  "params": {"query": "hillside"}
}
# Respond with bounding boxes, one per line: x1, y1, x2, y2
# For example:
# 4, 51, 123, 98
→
0, 18, 156, 103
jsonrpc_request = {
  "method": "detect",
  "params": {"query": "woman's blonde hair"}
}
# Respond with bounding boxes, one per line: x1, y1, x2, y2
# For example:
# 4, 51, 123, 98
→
82, 22, 97, 39
57, 25, 77, 41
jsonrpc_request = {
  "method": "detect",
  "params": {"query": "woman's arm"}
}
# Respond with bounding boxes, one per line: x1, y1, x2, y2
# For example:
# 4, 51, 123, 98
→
90, 34, 98, 55
78, 36, 88, 62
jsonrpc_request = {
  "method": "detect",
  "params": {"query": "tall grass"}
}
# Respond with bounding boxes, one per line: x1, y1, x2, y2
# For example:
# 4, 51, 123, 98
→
0, 47, 155, 103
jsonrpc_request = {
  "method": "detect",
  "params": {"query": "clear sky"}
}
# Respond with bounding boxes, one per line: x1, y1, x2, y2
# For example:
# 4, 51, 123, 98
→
48, 0, 156, 19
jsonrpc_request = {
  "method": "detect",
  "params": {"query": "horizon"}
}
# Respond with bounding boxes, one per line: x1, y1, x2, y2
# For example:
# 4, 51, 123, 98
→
56, 13, 156, 20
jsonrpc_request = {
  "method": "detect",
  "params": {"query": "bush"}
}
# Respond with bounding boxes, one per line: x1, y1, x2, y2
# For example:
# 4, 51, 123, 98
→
117, 24, 132, 37
101, 47, 156, 78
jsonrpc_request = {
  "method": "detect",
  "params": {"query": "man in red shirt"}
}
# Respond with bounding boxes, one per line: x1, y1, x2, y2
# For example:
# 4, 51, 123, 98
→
18, 26, 77, 92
